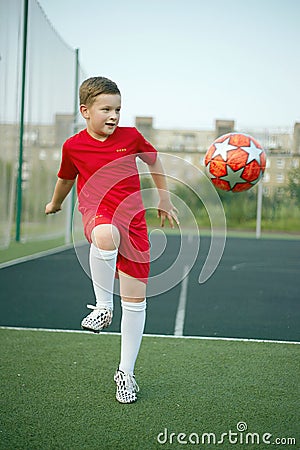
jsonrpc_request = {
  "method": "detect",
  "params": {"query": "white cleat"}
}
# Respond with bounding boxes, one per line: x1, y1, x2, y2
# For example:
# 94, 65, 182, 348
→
81, 305, 112, 333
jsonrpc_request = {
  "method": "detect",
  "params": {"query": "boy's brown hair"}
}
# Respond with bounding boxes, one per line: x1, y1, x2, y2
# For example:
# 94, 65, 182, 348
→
79, 77, 121, 106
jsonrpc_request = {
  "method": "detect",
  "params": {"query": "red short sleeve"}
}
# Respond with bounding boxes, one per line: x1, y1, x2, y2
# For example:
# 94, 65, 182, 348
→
136, 130, 157, 165
57, 142, 78, 180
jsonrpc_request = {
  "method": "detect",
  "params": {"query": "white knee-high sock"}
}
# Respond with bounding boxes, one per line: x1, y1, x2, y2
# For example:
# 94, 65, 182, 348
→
119, 299, 147, 375
89, 243, 118, 310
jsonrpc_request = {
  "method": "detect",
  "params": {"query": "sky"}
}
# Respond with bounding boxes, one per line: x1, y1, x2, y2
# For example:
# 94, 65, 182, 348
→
38, 0, 300, 131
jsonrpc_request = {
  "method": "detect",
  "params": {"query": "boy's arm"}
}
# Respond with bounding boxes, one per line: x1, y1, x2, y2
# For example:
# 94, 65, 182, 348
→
45, 178, 75, 214
147, 156, 179, 228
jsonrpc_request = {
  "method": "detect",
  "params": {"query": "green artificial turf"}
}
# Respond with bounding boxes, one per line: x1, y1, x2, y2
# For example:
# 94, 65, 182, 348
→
0, 329, 299, 450
0, 238, 66, 264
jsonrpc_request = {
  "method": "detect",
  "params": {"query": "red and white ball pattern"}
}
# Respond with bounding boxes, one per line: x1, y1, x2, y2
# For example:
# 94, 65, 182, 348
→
205, 133, 266, 192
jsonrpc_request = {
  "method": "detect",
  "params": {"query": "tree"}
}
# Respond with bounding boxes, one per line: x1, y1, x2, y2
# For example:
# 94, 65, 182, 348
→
287, 167, 300, 208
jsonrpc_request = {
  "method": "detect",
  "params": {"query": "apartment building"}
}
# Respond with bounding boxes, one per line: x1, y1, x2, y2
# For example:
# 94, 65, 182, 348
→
1, 117, 299, 197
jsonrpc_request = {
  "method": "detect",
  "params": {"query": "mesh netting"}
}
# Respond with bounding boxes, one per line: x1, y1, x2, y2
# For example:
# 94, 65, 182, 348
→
0, 0, 86, 247
0, 0, 22, 247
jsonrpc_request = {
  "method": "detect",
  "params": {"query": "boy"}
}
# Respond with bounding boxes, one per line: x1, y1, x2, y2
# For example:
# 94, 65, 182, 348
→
45, 76, 178, 403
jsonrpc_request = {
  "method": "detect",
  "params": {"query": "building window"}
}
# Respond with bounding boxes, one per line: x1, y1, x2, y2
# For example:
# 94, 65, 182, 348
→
39, 150, 47, 160
53, 151, 60, 161
276, 187, 285, 197
276, 173, 284, 184
276, 158, 285, 169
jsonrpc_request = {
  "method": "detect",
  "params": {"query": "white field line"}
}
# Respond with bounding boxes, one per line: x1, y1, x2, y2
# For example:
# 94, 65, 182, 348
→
0, 326, 299, 345
174, 265, 190, 336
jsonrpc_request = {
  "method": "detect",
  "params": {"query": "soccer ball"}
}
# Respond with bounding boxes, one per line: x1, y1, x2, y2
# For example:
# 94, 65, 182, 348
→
204, 132, 266, 192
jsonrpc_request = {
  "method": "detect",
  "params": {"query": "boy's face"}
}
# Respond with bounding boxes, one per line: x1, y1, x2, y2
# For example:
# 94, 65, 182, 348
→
80, 94, 121, 141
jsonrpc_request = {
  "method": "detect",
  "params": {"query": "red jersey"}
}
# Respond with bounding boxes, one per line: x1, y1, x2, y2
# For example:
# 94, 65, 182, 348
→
58, 127, 157, 282
58, 127, 157, 220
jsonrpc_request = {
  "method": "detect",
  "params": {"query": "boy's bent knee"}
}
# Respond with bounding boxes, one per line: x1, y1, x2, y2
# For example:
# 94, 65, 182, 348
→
91, 224, 120, 250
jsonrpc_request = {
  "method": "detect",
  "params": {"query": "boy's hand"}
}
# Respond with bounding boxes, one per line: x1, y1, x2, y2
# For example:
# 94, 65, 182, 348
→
157, 199, 179, 229
45, 202, 62, 215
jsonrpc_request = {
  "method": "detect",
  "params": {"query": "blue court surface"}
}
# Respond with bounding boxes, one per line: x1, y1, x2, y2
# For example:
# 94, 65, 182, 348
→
0, 235, 299, 342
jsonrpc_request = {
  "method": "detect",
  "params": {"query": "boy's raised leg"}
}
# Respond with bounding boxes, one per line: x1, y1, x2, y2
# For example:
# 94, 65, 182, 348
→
81, 224, 119, 332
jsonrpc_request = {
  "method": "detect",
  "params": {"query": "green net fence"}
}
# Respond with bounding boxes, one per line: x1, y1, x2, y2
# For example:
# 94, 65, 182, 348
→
0, 0, 86, 248
0, 0, 21, 248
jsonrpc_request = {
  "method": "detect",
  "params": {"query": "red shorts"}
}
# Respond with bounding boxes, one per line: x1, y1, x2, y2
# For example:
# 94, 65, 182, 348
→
82, 209, 150, 284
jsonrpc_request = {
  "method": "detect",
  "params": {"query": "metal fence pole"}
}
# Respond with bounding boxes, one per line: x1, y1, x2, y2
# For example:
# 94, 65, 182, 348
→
256, 181, 263, 239
65, 48, 79, 244
15, 0, 29, 242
